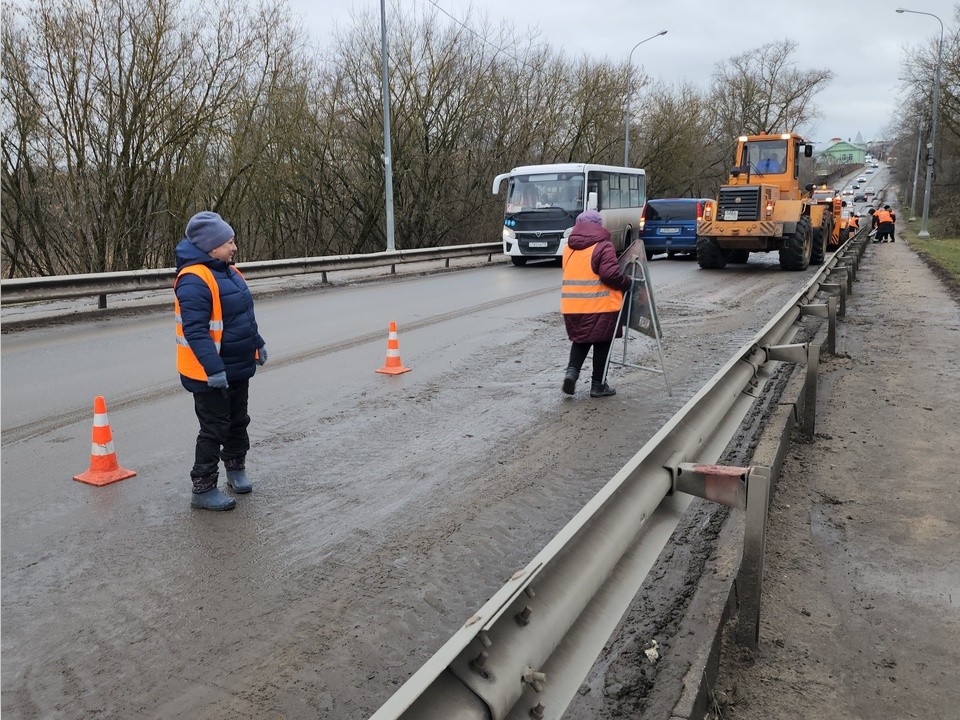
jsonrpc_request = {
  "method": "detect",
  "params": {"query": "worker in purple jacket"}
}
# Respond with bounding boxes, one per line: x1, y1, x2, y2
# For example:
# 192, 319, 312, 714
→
560, 210, 632, 397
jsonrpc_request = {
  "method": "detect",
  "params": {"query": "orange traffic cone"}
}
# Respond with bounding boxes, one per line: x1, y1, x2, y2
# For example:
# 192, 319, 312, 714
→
73, 396, 137, 486
375, 321, 412, 375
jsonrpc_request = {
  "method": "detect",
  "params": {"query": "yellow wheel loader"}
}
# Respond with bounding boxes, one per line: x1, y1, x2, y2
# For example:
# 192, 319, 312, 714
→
697, 132, 828, 270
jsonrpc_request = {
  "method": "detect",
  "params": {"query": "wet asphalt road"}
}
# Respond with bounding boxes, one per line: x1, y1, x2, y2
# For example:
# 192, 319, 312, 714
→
2, 253, 826, 718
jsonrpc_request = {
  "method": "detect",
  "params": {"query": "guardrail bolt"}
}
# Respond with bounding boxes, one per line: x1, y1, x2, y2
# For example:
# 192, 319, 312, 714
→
478, 631, 492, 648
522, 667, 547, 693
525, 586, 536, 598
515, 605, 533, 626
469, 650, 490, 679
530, 702, 546, 719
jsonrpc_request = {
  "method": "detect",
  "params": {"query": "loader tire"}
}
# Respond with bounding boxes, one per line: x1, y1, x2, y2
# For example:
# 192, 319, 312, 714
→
697, 236, 728, 269
811, 216, 829, 266
779, 215, 813, 271
838, 227, 850, 245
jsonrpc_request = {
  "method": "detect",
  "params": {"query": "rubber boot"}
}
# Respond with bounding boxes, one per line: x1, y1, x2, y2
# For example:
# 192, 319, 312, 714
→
191, 487, 236, 510
562, 367, 579, 395
226, 468, 252, 494
590, 381, 616, 398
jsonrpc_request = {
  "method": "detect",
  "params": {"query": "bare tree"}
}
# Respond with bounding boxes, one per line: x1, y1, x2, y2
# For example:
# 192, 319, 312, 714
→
2, 0, 856, 276
709, 39, 833, 138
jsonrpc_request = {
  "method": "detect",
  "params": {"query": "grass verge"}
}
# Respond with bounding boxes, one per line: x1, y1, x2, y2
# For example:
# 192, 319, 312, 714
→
900, 224, 960, 301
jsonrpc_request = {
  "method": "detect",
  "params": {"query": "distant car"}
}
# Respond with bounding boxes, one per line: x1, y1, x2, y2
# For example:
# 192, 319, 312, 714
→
842, 188, 853, 195
638, 198, 712, 259
866, 169, 874, 174
864, 186, 876, 198
858, 176, 867, 182
854, 193, 867, 202
872, 162, 880, 168
852, 183, 861, 189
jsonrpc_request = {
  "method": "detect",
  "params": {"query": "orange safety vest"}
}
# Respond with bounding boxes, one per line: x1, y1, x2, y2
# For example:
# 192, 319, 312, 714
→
849, 216, 859, 230
174, 265, 247, 381
561, 245, 623, 314
874, 209, 894, 224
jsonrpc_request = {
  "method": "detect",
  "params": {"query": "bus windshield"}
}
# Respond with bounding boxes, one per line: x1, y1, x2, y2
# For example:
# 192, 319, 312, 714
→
505, 174, 584, 214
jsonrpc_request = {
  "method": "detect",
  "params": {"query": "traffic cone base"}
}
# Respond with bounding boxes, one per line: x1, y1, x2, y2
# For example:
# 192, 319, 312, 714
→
73, 396, 137, 486
376, 321, 412, 375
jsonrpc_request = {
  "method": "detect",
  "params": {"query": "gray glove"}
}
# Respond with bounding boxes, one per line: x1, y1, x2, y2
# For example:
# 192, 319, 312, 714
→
207, 370, 228, 389
257, 346, 268, 366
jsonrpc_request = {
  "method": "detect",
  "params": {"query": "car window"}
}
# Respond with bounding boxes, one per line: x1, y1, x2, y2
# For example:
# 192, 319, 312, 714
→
646, 201, 697, 221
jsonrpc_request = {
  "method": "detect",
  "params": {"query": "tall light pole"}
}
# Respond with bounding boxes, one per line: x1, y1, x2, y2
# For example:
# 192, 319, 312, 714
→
910, 116, 923, 221
896, 7, 943, 239
623, 30, 667, 167
380, 0, 396, 251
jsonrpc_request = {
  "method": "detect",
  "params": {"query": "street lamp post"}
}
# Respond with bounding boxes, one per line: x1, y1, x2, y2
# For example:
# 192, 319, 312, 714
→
896, 7, 944, 238
380, 0, 396, 252
623, 30, 667, 167
910, 117, 923, 221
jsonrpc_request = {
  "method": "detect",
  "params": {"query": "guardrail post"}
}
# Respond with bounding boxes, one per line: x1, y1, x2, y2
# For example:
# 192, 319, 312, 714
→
856, 235, 868, 260
800, 302, 833, 355
821, 281, 845, 318
803, 342, 820, 436
819, 299, 834, 356
831, 265, 852, 296
737, 465, 771, 650
98, 293, 107, 309
670, 462, 771, 650
844, 246, 859, 274
764, 342, 819, 437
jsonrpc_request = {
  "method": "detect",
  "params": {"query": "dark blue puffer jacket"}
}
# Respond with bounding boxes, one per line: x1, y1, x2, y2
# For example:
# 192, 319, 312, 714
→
175, 239, 265, 393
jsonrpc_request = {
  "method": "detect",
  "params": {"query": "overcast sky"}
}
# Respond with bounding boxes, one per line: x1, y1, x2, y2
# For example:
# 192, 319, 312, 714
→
285, 0, 952, 148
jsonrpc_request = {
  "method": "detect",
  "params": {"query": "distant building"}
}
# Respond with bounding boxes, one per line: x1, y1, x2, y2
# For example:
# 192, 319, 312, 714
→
820, 138, 866, 165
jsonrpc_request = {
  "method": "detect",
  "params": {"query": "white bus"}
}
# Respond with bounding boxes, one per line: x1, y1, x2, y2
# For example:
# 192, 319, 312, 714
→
492, 163, 647, 266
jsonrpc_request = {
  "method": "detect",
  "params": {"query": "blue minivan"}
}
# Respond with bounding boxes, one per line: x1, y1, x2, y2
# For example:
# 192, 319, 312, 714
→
639, 198, 712, 259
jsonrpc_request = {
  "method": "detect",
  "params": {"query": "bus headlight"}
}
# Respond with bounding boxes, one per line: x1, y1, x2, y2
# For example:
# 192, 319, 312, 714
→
503, 226, 516, 241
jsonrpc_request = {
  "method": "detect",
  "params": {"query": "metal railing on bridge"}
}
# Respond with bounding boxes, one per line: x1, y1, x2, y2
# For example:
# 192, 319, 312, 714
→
0, 243, 502, 307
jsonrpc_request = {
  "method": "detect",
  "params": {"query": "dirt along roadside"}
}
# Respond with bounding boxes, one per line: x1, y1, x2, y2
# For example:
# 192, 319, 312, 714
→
708, 231, 960, 718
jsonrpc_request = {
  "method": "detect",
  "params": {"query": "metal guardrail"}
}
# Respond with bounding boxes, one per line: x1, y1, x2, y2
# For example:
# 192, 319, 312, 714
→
0, 243, 502, 306
371, 230, 871, 720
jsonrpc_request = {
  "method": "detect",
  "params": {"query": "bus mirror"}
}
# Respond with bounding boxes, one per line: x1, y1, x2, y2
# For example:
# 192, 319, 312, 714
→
587, 191, 598, 211
804, 144, 813, 158
492, 173, 510, 194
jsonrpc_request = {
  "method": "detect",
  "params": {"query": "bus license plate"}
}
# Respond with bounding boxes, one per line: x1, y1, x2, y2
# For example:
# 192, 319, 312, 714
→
723, 210, 739, 220
528, 241, 548, 248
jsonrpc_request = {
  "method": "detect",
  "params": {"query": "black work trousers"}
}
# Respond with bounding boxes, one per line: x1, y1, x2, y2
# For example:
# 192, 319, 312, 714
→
568, 341, 612, 383
191, 380, 250, 492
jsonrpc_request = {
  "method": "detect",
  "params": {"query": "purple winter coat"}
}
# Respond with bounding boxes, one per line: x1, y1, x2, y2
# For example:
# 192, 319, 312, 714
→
562, 222, 632, 343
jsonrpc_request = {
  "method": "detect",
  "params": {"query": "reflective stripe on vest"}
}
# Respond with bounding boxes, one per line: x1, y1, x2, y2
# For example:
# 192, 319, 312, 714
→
560, 245, 623, 314
875, 210, 894, 224
174, 265, 231, 381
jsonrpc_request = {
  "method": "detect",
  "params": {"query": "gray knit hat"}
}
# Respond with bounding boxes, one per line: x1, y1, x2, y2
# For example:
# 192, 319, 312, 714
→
576, 210, 603, 226
185, 211, 235, 253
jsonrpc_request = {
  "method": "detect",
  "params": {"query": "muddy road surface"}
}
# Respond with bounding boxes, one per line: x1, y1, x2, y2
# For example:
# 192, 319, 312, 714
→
3, 254, 824, 718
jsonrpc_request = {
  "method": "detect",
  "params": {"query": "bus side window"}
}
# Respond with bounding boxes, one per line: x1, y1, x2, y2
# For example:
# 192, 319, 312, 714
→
628, 175, 640, 207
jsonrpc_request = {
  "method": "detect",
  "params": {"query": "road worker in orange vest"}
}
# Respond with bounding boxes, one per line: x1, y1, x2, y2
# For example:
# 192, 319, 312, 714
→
175, 211, 268, 510
560, 210, 633, 397
874, 205, 896, 243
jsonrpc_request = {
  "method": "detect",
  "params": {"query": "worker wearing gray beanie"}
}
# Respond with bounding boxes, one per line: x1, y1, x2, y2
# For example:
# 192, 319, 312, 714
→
174, 210, 267, 511
186, 211, 235, 254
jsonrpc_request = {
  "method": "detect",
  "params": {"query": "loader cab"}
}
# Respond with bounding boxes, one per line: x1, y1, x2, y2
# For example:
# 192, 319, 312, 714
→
728, 133, 814, 199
